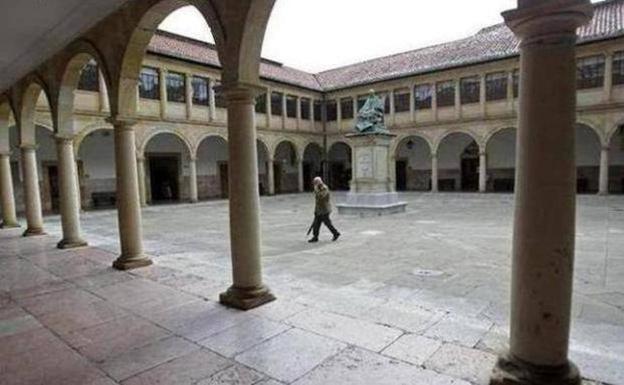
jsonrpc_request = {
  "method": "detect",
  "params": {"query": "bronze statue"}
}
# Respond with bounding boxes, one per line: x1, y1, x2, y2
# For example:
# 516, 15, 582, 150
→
355, 90, 389, 134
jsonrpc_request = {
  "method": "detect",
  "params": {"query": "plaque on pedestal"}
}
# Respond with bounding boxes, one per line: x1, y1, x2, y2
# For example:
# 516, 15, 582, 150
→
336, 91, 407, 216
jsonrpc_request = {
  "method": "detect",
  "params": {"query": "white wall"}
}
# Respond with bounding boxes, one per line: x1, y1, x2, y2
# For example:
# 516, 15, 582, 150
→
397, 137, 431, 170
438, 133, 475, 169
197, 137, 228, 176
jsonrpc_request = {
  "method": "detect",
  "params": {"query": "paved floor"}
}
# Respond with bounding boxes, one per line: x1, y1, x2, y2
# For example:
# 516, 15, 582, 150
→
1, 193, 623, 385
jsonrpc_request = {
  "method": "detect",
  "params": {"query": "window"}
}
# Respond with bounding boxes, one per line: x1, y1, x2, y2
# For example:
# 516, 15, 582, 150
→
255, 93, 267, 113
191, 76, 209, 106
436, 81, 455, 107
139, 67, 160, 100
513, 70, 520, 98
460, 76, 480, 104
77, 61, 99, 92
326, 100, 337, 121
357, 95, 368, 111
271, 92, 283, 116
166, 72, 186, 103
486, 72, 508, 101
300, 97, 311, 120
286, 95, 297, 118
613, 51, 624, 85
314, 100, 323, 122
414, 84, 432, 110
577, 55, 605, 89
214, 81, 226, 108
394, 90, 410, 113
340, 97, 354, 119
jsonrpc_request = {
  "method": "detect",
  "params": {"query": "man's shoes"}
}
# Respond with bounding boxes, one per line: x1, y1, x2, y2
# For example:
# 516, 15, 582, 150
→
308, 238, 319, 243
332, 233, 341, 242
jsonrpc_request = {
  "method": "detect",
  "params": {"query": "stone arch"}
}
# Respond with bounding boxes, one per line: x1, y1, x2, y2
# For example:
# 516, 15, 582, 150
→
196, 134, 229, 200
434, 129, 482, 155
76, 128, 116, 209
74, 124, 114, 157
327, 141, 352, 191
485, 127, 517, 192
436, 131, 480, 192
139, 128, 193, 157
394, 135, 433, 191
115, 0, 224, 118
391, 133, 433, 158
273, 140, 299, 194
16, 76, 53, 145
576, 122, 602, 194
193, 132, 228, 158
56, 42, 111, 136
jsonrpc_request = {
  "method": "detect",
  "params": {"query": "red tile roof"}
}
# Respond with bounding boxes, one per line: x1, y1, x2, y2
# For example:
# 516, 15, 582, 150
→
149, 0, 624, 92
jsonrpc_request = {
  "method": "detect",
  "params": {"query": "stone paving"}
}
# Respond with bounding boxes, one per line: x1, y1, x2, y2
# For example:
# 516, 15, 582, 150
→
1, 192, 623, 385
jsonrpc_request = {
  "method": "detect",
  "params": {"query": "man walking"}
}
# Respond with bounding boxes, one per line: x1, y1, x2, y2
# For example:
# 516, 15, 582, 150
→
309, 177, 340, 243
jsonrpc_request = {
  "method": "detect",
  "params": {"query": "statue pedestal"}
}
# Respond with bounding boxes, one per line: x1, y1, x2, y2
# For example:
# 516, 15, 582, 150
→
336, 132, 407, 217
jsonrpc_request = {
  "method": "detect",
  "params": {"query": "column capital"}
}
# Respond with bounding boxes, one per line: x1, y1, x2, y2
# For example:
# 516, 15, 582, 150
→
106, 116, 138, 130
0, 151, 12, 157
136, 155, 145, 162
602, 145, 610, 152
20, 144, 38, 151
55, 135, 75, 144
222, 82, 264, 104
503, 1, 593, 44
189, 155, 198, 162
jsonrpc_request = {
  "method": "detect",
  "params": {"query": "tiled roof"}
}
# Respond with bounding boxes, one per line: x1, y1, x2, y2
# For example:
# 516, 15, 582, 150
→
149, 0, 624, 92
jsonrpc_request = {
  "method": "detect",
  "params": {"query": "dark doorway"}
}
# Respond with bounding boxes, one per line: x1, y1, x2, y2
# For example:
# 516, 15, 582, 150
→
273, 162, 283, 193
47, 165, 60, 212
461, 142, 479, 191
149, 155, 179, 202
219, 162, 229, 199
303, 162, 321, 192
396, 160, 407, 191
329, 162, 350, 191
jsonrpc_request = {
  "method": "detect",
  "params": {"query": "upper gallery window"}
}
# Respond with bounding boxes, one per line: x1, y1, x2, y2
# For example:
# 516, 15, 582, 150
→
300, 97, 311, 120
326, 100, 337, 121
191, 76, 209, 106
271, 92, 283, 116
139, 67, 160, 100
414, 84, 432, 110
357, 95, 368, 111
577, 55, 605, 90
340, 97, 354, 120
394, 89, 410, 113
313, 100, 323, 122
612, 51, 624, 86
486, 72, 508, 101
513, 70, 520, 98
460, 76, 480, 105
214, 80, 227, 108
77, 60, 99, 92
166, 72, 186, 103
286, 95, 298, 118
255, 92, 267, 113
436, 81, 455, 108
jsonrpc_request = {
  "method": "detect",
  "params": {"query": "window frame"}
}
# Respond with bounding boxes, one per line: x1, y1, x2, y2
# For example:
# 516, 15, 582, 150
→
613, 51, 624, 86
191, 76, 210, 106
340, 97, 354, 120
271, 91, 283, 116
576, 55, 605, 90
326, 100, 338, 121
414, 84, 432, 110
138, 66, 160, 100
77, 61, 100, 92
436, 81, 456, 108
286, 95, 298, 118
393, 90, 411, 113
460, 76, 480, 105
485, 72, 508, 101
300, 97, 311, 120
166, 71, 186, 103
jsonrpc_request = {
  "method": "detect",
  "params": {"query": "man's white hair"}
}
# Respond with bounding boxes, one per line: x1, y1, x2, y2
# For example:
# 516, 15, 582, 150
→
313, 176, 323, 185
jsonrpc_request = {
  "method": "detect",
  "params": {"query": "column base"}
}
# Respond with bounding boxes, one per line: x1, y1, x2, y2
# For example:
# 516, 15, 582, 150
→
0, 221, 20, 229
490, 354, 581, 385
23, 227, 46, 237
112, 255, 153, 271
219, 285, 276, 311
57, 238, 88, 250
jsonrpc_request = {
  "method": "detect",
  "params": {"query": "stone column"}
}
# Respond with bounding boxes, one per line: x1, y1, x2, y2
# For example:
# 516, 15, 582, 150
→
110, 118, 152, 270
389, 90, 395, 127
480, 74, 487, 116
267, 157, 275, 195
219, 84, 275, 310
159, 69, 168, 119
599, 145, 609, 195
0, 152, 19, 228
491, 2, 593, 384
208, 78, 216, 121
265, 88, 272, 128
281, 93, 287, 130
454, 79, 461, 119
604, 52, 613, 103
189, 156, 198, 203
185, 73, 193, 120
20, 145, 45, 236
432, 84, 438, 121
507, 71, 515, 113
296, 96, 302, 131
479, 151, 487, 193
137, 156, 147, 207
55, 136, 87, 249
431, 152, 438, 193
297, 158, 304, 193
409, 85, 416, 121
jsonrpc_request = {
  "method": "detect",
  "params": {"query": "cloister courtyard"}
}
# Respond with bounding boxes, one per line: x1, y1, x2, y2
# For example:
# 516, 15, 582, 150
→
1, 192, 622, 385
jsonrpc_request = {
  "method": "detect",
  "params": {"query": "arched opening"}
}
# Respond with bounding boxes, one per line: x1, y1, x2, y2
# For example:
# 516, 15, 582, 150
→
196, 135, 228, 200
143, 132, 192, 204
35, 126, 59, 214
486, 128, 516, 192
77, 128, 115, 210
576, 124, 601, 194
609, 126, 624, 194
437, 132, 479, 192
257, 139, 270, 196
395, 136, 432, 191
273, 141, 298, 194
303, 143, 323, 192
327, 142, 352, 191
